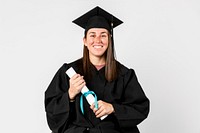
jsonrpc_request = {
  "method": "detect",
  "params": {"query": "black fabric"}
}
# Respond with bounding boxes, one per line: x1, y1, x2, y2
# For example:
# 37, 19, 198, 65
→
45, 59, 150, 133
72, 6, 123, 33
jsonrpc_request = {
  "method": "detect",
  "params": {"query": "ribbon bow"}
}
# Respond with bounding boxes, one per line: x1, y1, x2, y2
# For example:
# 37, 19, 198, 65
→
80, 91, 98, 114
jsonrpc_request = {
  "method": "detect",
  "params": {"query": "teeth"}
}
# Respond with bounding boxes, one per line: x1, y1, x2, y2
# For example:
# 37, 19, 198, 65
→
94, 46, 102, 48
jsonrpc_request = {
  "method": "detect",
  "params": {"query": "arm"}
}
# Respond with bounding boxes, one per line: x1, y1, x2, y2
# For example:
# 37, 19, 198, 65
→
112, 69, 150, 132
45, 64, 74, 133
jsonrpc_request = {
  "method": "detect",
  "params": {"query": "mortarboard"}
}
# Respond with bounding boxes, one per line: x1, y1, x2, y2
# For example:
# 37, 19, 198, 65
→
72, 6, 123, 36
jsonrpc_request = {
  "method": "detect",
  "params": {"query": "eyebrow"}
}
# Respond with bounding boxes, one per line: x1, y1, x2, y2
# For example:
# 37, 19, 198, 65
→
88, 32, 108, 34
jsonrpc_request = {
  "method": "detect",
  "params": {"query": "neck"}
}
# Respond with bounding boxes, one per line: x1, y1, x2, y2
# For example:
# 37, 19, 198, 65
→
89, 55, 105, 66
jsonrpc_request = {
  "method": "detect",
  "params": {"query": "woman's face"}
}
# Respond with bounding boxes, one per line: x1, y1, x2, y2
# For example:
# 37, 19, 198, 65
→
83, 28, 109, 59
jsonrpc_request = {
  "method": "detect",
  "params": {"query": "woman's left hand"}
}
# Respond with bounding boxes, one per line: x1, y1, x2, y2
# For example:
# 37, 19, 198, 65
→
90, 100, 114, 118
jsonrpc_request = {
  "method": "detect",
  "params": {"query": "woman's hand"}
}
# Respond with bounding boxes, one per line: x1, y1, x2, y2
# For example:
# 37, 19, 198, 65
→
68, 74, 85, 100
90, 100, 114, 118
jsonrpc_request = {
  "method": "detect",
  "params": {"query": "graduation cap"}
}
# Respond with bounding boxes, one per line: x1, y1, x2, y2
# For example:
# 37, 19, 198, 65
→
72, 6, 123, 37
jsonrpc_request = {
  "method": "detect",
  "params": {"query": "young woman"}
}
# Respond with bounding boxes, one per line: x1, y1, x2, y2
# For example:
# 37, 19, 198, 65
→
45, 6, 150, 133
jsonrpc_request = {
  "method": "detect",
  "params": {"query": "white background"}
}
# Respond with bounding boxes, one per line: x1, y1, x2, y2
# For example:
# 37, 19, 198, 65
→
0, 0, 200, 133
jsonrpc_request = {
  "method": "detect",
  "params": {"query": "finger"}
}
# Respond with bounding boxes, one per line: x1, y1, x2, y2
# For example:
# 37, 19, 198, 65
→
92, 104, 98, 113
95, 107, 105, 118
69, 81, 85, 95
93, 101, 101, 114
95, 108, 101, 116
98, 100, 103, 104
72, 75, 82, 84
75, 76, 84, 84
71, 77, 84, 88
70, 74, 79, 85
91, 102, 99, 112
90, 104, 95, 110
75, 78, 85, 87
71, 74, 80, 80
95, 101, 109, 117
74, 82, 85, 94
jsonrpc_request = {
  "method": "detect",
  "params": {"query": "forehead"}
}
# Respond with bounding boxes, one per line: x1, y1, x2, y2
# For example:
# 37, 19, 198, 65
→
87, 28, 108, 34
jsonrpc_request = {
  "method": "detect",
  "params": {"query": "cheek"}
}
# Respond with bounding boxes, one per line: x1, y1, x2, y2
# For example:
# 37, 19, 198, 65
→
102, 38, 109, 45
84, 40, 91, 47
87, 38, 94, 45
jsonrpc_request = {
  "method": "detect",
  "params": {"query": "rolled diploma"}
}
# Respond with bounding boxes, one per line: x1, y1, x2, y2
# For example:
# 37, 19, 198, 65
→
66, 67, 107, 120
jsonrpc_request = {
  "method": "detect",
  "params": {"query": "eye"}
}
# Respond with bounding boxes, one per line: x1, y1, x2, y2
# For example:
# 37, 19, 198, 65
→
101, 34, 107, 38
89, 34, 95, 38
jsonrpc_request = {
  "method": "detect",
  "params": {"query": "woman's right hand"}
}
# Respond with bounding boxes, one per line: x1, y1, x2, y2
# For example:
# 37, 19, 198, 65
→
68, 74, 85, 100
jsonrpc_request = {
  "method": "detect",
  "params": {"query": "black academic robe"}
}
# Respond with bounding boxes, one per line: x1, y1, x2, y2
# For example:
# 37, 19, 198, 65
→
45, 59, 150, 133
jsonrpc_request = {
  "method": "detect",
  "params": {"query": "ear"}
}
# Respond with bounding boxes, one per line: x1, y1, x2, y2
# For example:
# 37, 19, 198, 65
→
83, 37, 87, 46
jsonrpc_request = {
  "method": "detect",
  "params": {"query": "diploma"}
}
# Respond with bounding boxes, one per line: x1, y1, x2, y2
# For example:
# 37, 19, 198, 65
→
66, 67, 107, 120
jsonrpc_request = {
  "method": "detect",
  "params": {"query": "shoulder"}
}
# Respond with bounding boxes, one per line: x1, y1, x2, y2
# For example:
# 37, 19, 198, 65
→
116, 61, 135, 77
62, 58, 83, 72
116, 62, 141, 87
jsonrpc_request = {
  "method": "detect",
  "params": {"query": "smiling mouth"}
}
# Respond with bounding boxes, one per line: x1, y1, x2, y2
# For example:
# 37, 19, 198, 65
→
93, 45, 103, 48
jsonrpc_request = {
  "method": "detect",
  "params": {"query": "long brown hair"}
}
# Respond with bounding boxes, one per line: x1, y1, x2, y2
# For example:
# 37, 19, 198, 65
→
82, 32, 118, 82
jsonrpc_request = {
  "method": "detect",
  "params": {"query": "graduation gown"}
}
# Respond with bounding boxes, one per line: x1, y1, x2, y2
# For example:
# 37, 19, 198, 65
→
45, 59, 150, 133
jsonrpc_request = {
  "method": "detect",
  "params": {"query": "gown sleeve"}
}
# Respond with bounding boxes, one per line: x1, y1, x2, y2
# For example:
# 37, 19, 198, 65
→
112, 69, 150, 132
45, 64, 74, 133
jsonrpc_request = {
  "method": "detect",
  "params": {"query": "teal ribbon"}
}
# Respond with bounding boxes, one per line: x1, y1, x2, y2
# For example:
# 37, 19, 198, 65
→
80, 91, 98, 114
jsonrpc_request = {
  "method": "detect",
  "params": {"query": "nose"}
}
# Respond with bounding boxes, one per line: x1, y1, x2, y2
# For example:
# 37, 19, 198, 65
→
95, 36, 101, 43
